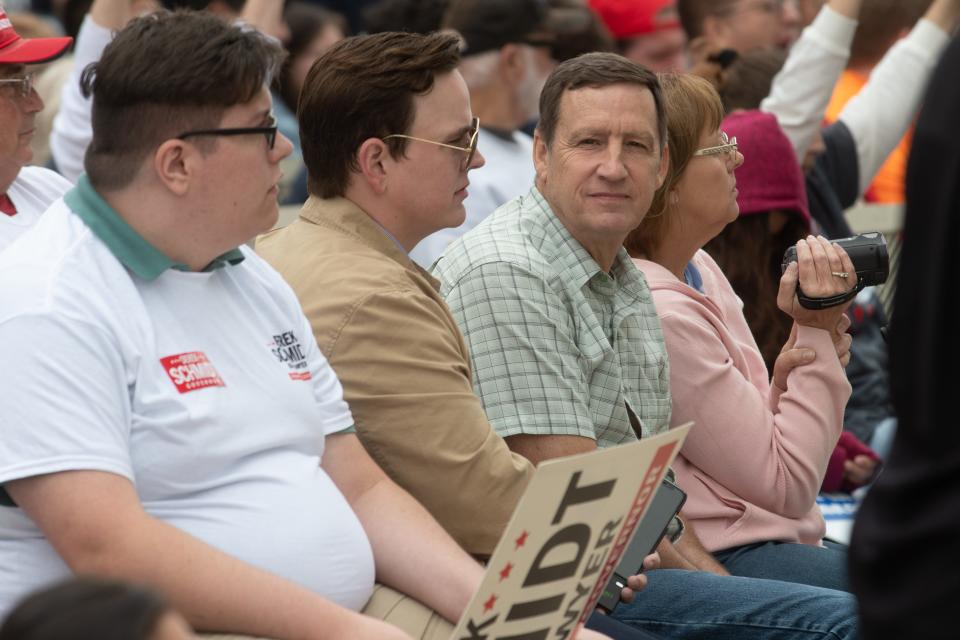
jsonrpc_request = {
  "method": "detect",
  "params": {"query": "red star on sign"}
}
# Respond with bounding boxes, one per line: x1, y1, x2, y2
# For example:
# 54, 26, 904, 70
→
483, 594, 498, 613
515, 530, 529, 550
499, 562, 513, 582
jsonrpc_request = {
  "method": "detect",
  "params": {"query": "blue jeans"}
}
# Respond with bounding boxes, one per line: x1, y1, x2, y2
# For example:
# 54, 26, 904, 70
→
611, 569, 857, 639
587, 612, 664, 639
715, 540, 849, 592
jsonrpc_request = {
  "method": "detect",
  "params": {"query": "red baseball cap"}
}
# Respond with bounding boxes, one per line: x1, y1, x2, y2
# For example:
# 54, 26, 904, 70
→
588, 0, 680, 39
0, 6, 72, 65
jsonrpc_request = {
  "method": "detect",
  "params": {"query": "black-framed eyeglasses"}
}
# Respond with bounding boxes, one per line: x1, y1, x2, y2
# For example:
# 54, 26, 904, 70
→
0, 72, 36, 98
176, 114, 279, 149
383, 116, 480, 170
693, 131, 739, 159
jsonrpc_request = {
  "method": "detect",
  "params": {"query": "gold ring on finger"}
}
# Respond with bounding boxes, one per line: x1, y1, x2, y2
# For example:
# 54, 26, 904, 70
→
831, 271, 849, 278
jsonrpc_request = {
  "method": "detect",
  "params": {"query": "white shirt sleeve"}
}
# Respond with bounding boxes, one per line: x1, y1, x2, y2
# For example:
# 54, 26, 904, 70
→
50, 16, 114, 184
838, 18, 951, 195
0, 313, 134, 486
761, 6, 858, 164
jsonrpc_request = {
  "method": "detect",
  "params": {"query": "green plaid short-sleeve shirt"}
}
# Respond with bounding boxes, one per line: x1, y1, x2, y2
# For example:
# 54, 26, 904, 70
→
434, 187, 672, 449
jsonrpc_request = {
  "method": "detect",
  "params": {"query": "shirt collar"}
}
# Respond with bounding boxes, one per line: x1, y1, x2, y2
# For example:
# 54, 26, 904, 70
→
298, 195, 439, 286
522, 187, 645, 298
65, 175, 244, 281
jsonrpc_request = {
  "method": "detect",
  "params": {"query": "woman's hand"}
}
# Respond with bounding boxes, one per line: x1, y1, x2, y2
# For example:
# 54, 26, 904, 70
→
777, 236, 857, 332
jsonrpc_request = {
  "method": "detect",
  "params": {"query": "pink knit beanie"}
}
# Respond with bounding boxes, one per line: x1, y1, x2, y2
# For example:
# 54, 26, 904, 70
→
722, 110, 812, 229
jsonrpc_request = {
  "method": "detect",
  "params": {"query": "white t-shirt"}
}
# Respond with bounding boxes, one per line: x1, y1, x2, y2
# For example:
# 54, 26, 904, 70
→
0, 201, 375, 617
410, 128, 535, 268
0, 166, 71, 253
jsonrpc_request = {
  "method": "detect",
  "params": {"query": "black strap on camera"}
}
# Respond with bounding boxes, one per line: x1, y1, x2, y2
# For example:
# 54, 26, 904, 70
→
797, 277, 866, 310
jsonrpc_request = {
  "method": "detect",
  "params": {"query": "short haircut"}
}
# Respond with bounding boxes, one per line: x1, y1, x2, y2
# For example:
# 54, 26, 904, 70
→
677, 0, 737, 39
850, 0, 930, 67
80, 10, 285, 191
624, 73, 724, 256
537, 52, 667, 150
298, 31, 461, 199
0, 578, 170, 640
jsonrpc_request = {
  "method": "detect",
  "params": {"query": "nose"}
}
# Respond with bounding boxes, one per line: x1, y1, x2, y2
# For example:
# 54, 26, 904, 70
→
22, 86, 44, 114
272, 131, 294, 162
597, 143, 628, 181
731, 148, 744, 170
467, 148, 485, 171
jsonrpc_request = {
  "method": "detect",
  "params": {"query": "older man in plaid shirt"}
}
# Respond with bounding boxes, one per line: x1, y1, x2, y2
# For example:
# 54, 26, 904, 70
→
435, 52, 860, 639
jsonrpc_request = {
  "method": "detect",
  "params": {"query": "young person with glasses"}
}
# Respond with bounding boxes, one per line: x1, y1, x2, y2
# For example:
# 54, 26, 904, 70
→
625, 73, 857, 592
0, 12, 516, 640
0, 5, 72, 252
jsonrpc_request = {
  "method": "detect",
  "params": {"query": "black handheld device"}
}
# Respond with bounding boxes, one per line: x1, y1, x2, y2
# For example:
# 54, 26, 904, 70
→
595, 479, 687, 614
781, 232, 889, 310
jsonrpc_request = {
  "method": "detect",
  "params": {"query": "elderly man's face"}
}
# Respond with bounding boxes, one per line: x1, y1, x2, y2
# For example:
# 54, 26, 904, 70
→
533, 83, 668, 261
0, 65, 44, 189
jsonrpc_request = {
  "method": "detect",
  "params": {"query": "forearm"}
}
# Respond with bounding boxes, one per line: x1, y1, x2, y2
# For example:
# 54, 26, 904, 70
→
761, 3, 859, 162
352, 475, 485, 622
77, 516, 366, 638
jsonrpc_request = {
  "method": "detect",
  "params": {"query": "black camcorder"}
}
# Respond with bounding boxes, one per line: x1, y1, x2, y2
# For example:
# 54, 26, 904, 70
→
781, 232, 889, 309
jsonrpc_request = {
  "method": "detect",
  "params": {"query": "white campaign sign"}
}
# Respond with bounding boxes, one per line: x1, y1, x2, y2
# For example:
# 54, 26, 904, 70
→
451, 423, 692, 640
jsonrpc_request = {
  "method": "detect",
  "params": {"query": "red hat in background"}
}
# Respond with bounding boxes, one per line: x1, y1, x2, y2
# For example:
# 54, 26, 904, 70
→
0, 5, 72, 65
588, 0, 680, 39
722, 110, 812, 228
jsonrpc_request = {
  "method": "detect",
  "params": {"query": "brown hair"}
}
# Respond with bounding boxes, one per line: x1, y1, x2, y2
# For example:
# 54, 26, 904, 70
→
704, 211, 808, 370
624, 73, 724, 257
298, 31, 461, 199
714, 47, 787, 112
537, 52, 666, 149
277, 3, 348, 112
849, 0, 930, 68
677, 0, 738, 39
81, 10, 285, 191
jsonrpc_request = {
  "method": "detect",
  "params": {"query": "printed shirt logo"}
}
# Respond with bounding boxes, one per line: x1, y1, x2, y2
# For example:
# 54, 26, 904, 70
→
269, 330, 312, 381
160, 351, 226, 393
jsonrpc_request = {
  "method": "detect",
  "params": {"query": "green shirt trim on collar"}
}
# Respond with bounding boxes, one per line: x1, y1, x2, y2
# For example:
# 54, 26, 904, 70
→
65, 174, 244, 281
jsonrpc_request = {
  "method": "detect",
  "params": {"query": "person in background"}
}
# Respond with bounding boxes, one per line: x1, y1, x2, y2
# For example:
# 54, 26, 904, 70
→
677, 0, 800, 54
274, 1, 346, 205
0, 578, 196, 640
410, 0, 569, 267
823, 0, 931, 204
588, 0, 688, 73
0, 3, 71, 252
362, 0, 450, 34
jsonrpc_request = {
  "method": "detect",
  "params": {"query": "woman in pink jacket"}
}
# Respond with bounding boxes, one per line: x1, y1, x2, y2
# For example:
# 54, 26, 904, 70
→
625, 73, 856, 592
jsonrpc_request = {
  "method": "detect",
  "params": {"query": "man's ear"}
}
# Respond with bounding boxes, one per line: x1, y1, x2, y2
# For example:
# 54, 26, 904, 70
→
498, 43, 527, 87
533, 127, 548, 188
153, 139, 195, 196
355, 138, 390, 195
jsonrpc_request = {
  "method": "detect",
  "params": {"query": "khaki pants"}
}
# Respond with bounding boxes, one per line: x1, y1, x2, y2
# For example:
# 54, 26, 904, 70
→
200, 583, 453, 639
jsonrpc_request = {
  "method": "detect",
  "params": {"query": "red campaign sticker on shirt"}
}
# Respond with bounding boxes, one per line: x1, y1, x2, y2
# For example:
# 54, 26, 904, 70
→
160, 351, 226, 394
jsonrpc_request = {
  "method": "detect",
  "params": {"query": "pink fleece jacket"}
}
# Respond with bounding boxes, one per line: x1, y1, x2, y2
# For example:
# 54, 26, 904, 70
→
635, 251, 851, 551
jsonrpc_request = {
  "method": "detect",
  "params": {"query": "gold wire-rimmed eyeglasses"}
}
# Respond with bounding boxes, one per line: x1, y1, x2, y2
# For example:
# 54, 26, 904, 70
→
692, 131, 738, 158
0, 72, 36, 98
383, 116, 480, 169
